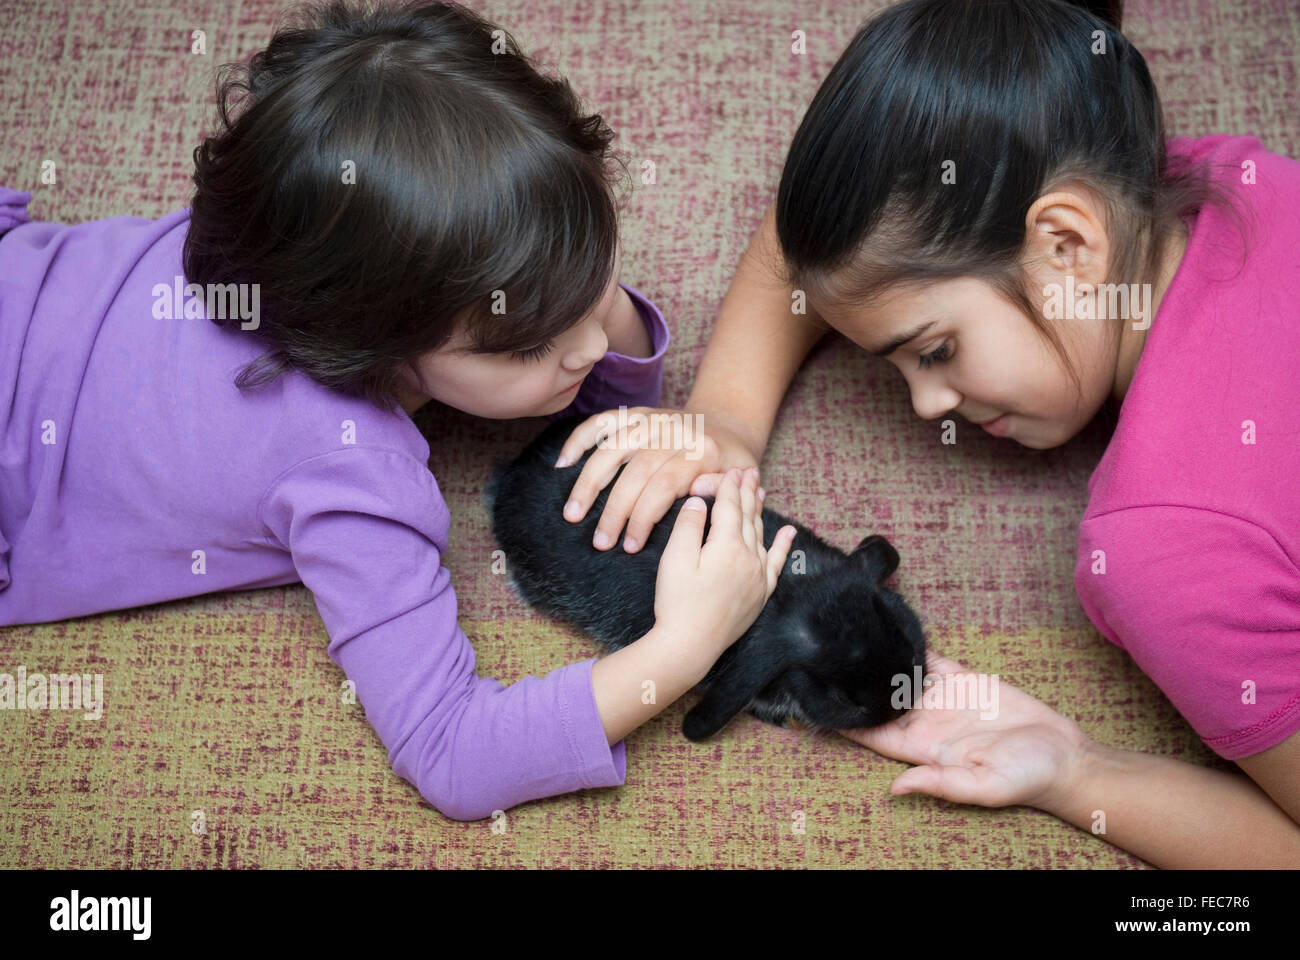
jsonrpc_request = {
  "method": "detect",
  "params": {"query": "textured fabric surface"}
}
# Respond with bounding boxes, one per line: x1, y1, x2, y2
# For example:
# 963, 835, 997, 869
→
1, 0, 1296, 868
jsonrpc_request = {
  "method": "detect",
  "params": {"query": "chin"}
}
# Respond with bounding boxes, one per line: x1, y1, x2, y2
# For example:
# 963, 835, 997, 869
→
534, 394, 576, 416
1015, 425, 1073, 449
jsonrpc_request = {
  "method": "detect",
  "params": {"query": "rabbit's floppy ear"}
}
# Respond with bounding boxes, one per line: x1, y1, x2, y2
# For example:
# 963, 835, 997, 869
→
682, 641, 788, 741
850, 534, 899, 583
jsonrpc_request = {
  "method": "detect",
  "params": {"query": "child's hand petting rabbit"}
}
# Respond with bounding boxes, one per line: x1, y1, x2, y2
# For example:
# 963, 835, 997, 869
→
839, 651, 1093, 812
652, 466, 796, 661
555, 406, 761, 554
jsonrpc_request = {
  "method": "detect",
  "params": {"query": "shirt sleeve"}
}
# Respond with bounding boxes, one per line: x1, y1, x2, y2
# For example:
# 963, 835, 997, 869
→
258, 446, 626, 820
1075, 505, 1300, 760
0, 186, 32, 238
547, 281, 670, 421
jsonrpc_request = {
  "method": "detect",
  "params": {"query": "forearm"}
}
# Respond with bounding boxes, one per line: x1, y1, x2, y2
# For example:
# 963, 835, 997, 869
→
685, 202, 827, 458
1043, 740, 1300, 868
591, 623, 718, 744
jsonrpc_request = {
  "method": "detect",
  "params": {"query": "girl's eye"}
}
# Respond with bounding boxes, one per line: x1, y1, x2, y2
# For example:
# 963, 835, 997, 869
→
512, 340, 556, 363
917, 341, 951, 370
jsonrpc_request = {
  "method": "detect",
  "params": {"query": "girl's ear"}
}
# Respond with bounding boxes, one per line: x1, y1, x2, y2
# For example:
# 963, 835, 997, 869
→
1023, 186, 1110, 286
850, 534, 899, 583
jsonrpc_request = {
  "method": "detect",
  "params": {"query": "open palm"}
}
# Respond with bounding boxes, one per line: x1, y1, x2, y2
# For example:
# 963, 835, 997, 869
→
839, 650, 1092, 810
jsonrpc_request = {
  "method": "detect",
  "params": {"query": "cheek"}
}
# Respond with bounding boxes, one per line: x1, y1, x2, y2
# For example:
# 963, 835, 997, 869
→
490, 367, 553, 406
1000, 327, 1077, 397
1042, 322, 1113, 404
956, 338, 1038, 399
420, 358, 506, 408
946, 329, 1068, 420
483, 362, 572, 414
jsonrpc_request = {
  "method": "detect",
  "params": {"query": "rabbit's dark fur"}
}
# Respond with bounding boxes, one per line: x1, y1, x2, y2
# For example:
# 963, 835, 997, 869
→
485, 416, 927, 741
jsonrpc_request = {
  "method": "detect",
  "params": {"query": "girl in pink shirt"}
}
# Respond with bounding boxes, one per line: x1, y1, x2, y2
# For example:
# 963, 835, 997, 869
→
561, 0, 1300, 865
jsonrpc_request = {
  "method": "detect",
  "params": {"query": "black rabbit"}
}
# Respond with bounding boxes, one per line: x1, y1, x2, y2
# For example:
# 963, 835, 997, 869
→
485, 416, 927, 741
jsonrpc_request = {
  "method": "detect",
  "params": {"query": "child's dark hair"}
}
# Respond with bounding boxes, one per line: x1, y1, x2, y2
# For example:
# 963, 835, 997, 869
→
776, 0, 1252, 399
184, 0, 628, 411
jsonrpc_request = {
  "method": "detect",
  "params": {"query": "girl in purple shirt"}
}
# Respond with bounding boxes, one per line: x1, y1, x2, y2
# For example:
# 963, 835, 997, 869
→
0, 1, 794, 820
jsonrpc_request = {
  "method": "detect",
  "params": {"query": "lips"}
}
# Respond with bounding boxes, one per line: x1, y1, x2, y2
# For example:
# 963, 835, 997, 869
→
979, 414, 1010, 437
558, 367, 595, 396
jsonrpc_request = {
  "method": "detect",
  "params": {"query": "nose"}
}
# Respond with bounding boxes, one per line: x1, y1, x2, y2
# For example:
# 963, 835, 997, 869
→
563, 312, 608, 370
582, 315, 609, 365
908, 375, 962, 422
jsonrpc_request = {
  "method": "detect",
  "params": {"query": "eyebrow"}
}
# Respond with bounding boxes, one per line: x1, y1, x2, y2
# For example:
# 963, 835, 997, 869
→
868, 320, 937, 357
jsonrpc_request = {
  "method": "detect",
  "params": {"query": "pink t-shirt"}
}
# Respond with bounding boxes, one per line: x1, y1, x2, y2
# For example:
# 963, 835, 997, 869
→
1075, 134, 1300, 761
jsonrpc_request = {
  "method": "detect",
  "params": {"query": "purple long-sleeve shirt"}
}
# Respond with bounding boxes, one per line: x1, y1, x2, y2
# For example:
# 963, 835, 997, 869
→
0, 188, 669, 820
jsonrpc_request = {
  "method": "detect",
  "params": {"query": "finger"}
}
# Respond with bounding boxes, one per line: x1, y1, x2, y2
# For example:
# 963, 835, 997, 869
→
890, 764, 994, 807
561, 444, 634, 527
704, 467, 743, 545
764, 525, 797, 596
688, 472, 727, 497
753, 483, 766, 552
589, 447, 676, 551
552, 408, 648, 469
690, 474, 721, 497
622, 462, 703, 553
738, 468, 758, 550
924, 649, 969, 677
660, 496, 708, 571
561, 415, 664, 529
837, 715, 924, 761
890, 765, 946, 797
